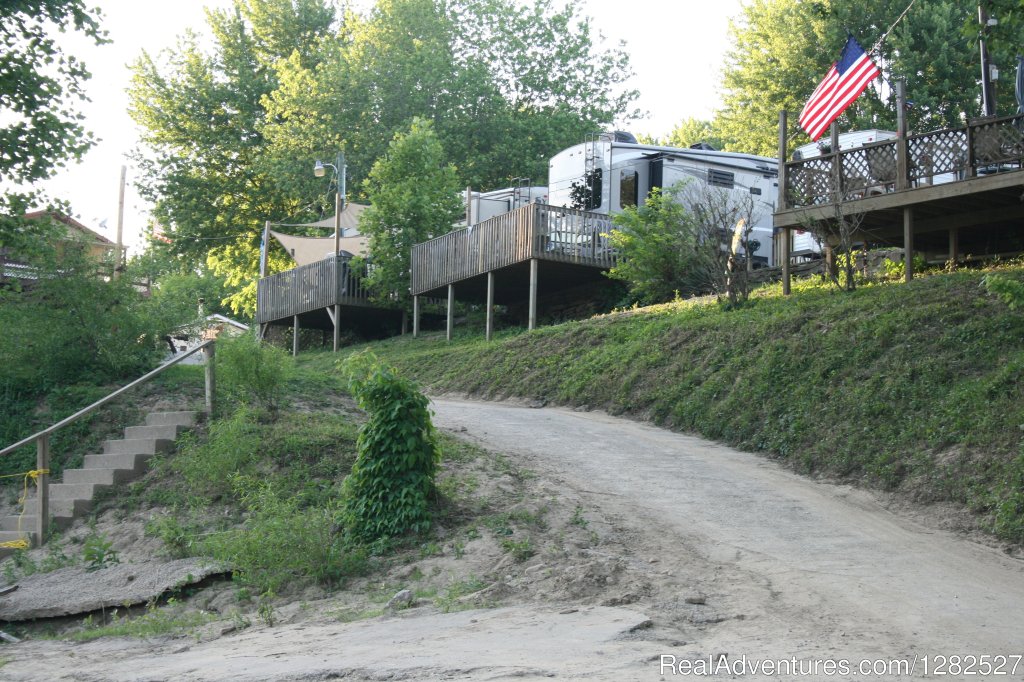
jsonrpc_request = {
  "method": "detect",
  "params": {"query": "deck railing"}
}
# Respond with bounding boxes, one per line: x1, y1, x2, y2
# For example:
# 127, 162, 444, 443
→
256, 256, 373, 324
783, 114, 1024, 208
411, 203, 616, 295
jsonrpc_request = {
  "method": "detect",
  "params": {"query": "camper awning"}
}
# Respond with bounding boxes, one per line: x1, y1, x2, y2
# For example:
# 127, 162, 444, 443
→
270, 203, 369, 266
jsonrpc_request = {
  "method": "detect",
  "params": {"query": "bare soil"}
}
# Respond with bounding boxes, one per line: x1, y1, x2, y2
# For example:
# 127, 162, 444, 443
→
2, 396, 1023, 680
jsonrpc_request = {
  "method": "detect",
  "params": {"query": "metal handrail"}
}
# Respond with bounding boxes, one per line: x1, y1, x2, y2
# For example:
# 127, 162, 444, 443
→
0, 339, 216, 548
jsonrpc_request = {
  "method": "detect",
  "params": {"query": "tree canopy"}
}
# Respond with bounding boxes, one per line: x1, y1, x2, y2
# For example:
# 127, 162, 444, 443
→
128, 0, 638, 316
0, 0, 107, 249
713, 0, 1006, 156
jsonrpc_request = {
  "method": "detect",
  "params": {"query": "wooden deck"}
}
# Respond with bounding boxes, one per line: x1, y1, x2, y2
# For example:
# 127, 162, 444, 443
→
776, 114, 1024, 233
255, 256, 376, 325
411, 203, 616, 297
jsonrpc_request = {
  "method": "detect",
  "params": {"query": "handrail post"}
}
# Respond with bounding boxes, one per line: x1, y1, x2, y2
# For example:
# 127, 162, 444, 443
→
777, 111, 788, 209
36, 435, 49, 547
203, 342, 216, 417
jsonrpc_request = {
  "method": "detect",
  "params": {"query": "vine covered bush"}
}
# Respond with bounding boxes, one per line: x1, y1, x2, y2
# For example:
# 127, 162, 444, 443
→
340, 351, 440, 541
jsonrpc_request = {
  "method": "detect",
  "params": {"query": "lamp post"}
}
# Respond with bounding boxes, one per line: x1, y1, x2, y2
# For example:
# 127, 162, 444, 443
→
314, 153, 346, 352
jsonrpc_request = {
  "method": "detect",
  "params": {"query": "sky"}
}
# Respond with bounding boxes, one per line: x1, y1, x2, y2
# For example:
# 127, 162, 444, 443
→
36, 0, 746, 254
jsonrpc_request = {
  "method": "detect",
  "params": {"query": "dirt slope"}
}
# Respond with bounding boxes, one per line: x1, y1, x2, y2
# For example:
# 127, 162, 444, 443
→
3, 397, 1023, 680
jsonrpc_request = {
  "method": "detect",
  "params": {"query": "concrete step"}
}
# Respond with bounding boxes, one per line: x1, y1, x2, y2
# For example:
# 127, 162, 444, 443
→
83, 452, 154, 471
0, 515, 34, 532
0, 530, 35, 558
102, 438, 173, 456
25, 497, 91, 519
146, 411, 198, 428
124, 424, 186, 441
49, 482, 110, 501
62, 468, 135, 486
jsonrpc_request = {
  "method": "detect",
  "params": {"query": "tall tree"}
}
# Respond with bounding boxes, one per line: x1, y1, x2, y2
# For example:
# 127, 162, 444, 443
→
714, 0, 980, 156
357, 118, 462, 309
128, 0, 336, 315
263, 0, 639, 191
0, 0, 107, 249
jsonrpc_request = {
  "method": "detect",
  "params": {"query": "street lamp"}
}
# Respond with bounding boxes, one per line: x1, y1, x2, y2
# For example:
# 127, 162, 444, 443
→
313, 153, 346, 257
314, 152, 346, 353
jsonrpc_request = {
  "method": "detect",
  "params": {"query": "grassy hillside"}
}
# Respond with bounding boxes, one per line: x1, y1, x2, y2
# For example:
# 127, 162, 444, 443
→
303, 266, 1024, 544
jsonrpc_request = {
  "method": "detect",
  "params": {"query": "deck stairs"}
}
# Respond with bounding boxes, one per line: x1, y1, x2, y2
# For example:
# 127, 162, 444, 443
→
0, 411, 197, 558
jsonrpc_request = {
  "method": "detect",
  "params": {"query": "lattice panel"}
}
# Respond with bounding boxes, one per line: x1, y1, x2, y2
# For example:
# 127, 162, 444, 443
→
972, 118, 1024, 166
908, 129, 966, 183
785, 157, 833, 207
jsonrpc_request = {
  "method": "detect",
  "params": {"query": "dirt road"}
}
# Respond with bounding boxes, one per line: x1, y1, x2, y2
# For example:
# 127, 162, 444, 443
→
4, 398, 1023, 680
428, 398, 1024, 674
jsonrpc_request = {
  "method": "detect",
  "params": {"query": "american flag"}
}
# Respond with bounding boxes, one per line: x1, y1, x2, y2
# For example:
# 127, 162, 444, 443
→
799, 36, 881, 142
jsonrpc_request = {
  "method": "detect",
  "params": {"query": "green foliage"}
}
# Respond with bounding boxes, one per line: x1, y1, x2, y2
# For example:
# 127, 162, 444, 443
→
340, 351, 441, 541
196, 476, 366, 595
357, 118, 462, 308
168, 407, 263, 501
655, 118, 725, 151
983, 273, 1024, 310
605, 186, 703, 305
66, 601, 215, 642
216, 333, 293, 410
82, 532, 120, 571
0, 0, 107, 232
714, 1, 983, 155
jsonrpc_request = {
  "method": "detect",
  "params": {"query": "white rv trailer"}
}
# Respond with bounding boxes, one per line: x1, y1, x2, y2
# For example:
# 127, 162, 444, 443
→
547, 132, 815, 266
459, 183, 548, 227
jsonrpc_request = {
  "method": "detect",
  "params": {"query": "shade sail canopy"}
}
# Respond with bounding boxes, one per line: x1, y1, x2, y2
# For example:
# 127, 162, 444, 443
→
270, 203, 369, 266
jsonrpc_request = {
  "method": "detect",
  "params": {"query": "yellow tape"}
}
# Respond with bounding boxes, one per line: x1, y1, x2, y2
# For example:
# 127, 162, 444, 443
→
0, 469, 51, 550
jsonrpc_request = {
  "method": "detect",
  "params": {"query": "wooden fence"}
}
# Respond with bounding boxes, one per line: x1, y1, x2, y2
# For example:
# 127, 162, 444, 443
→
411, 203, 616, 295
784, 114, 1024, 208
256, 256, 373, 324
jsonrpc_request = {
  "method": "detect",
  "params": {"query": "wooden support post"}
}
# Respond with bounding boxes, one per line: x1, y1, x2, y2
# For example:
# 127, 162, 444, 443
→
333, 304, 340, 352
782, 227, 792, 295
896, 79, 909, 190
903, 207, 915, 283
948, 228, 960, 266
528, 258, 538, 331
35, 435, 49, 547
413, 295, 420, 338
446, 284, 454, 343
777, 111, 788, 210
203, 342, 216, 417
292, 315, 300, 357
401, 311, 408, 335
830, 123, 841, 198
486, 271, 495, 342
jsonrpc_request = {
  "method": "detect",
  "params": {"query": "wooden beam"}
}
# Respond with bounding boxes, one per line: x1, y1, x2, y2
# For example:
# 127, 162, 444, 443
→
412, 295, 420, 338
292, 315, 300, 357
332, 304, 340, 352
485, 271, 494, 342
203, 342, 216, 416
903, 207, 914, 282
896, 80, 909, 191
782, 227, 791, 295
777, 111, 788, 209
528, 258, 538, 330
774, 171, 1024, 228
446, 284, 454, 343
35, 435, 49, 547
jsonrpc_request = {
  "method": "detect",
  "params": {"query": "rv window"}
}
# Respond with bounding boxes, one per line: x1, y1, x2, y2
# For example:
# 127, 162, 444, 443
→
707, 169, 734, 189
589, 168, 603, 210
620, 169, 638, 208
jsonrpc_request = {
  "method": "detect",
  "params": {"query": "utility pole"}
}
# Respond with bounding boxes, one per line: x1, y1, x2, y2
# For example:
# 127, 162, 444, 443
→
979, 2, 997, 117
114, 165, 126, 279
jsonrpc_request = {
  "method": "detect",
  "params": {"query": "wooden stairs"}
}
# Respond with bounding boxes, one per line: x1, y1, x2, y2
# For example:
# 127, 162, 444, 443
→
0, 411, 197, 558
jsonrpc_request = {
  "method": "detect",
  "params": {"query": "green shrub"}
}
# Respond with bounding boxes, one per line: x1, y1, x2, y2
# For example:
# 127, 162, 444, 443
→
216, 333, 293, 410
340, 351, 440, 541
197, 477, 365, 594
983, 273, 1024, 310
169, 407, 262, 500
